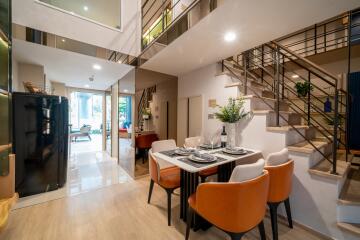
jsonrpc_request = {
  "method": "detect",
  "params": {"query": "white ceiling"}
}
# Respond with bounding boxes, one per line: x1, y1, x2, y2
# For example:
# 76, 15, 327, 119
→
13, 39, 134, 91
141, 0, 360, 76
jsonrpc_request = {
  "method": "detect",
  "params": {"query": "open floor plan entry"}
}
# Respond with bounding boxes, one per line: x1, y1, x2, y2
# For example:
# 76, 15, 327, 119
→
1, 0, 360, 239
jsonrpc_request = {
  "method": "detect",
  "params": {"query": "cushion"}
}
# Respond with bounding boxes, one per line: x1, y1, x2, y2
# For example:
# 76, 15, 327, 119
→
184, 136, 202, 148
265, 148, 289, 166
229, 158, 265, 183
150, 140, 177, 169
151, 139, 177, 152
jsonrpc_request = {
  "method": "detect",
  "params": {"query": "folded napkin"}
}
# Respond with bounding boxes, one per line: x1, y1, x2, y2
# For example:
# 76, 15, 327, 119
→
193, 152, 215, 161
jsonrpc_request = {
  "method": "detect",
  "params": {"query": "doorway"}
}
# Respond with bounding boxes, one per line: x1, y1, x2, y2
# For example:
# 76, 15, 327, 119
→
118, 94, 135, 175
69, 91, 104, 154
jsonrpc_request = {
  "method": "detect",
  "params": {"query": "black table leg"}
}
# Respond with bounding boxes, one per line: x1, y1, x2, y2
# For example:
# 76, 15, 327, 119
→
217, 161, 236, 182
180, 170, 198, 221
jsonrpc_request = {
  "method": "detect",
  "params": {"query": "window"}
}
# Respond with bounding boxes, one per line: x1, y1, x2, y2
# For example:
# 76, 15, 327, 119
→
38, 0, 121, 29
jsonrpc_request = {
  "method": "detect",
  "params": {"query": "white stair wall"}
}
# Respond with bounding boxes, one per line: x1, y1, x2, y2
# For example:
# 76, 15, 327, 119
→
284, 151, 358, 240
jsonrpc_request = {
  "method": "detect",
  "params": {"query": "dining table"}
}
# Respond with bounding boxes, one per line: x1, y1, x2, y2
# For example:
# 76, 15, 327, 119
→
153, 146, 262, 230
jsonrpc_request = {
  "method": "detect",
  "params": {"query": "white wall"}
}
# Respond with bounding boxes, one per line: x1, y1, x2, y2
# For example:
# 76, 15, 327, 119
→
18, 63, 45, 90
178, 63, 238, 145
13, 0, 141, 56
51, 81, 67, 97
11, 58, 23, 92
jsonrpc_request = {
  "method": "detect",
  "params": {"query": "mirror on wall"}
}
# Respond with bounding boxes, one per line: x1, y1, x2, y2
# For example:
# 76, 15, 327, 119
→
0, 0, 11, 176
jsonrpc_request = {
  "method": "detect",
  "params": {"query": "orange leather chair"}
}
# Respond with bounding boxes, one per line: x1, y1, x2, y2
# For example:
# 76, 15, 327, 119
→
184, 136, 217, 183
147, 140, 180, 226
186, 170, 269, 240
135, 133, 158, 163
265, 149, 294, 240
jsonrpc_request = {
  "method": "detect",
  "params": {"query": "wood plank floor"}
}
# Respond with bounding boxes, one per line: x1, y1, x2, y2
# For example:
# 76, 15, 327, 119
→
0, 177, 328, 240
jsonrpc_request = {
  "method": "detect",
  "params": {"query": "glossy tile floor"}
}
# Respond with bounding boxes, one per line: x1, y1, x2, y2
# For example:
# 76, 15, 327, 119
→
15, 136, 131, 209
2, 176, 328, 240
70, 133, 103, 154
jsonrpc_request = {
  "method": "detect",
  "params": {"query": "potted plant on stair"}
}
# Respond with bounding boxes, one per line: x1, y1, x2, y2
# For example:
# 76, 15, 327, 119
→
214, 97, 249, 149
295, 81, 313, 97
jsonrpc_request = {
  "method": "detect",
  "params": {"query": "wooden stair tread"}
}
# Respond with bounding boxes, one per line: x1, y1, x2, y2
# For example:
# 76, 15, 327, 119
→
339, 167, 360, 205
243, 95, 290, 103
337, 222, 360, 235
252, 110, 300, 115
267, 125, 309, 132
224, 82, 242, 88
309, 157, 350, 179
288, 140, 328, 153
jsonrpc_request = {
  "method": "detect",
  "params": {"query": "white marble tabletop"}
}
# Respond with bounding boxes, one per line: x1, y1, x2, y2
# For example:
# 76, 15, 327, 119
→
153, 147, 261, 173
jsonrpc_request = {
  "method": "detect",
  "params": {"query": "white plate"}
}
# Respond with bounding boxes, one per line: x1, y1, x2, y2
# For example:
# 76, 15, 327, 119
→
223, 148, 247, 155
189, 154, 217, 163
175, 149, 195, 156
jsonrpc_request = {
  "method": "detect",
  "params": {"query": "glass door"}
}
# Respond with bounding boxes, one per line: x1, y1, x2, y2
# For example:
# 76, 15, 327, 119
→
69, 91, 103, 154
105, 90, 111, 154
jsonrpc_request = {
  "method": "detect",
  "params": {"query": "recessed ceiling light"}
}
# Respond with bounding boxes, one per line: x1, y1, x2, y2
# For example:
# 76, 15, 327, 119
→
118, 60, 122, 64
84, 84, 90, 88
124, 89, 129, 93
292, 74, 299, 79
224, 31, 236, 42
93, 64, 102, 70
61, 39, 66, 42
83, 6, 89, 11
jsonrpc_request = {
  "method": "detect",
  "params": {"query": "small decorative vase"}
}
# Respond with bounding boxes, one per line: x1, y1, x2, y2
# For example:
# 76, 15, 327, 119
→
226, 122, 236, 149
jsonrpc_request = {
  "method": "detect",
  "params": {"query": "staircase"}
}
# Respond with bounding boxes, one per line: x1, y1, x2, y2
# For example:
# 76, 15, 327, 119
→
219, 41, 360, 239
137, 86, 156, 128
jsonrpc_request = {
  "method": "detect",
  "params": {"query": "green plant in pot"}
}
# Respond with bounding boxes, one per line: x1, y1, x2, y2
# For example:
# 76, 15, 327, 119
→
295, 81, 313, 97
214, 97, 249, 148
142, 108, 151, 120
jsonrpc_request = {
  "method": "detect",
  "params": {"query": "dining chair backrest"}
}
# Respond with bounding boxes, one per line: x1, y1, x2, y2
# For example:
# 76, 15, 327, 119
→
148, 149, 160, 183
265, 159, 294, 203
195, 171, 269, 233
229, 158, 265, 183
265, 148, 289, 166
184, 136, 202, 148
151, 139, 177, 153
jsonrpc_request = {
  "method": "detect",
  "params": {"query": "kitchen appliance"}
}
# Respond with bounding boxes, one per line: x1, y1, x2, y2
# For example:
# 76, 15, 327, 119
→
12, 92, 69, 197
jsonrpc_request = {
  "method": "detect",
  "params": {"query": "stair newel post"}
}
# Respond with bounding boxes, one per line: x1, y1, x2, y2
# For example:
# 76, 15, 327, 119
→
275, 46, 280, 127
332, 88, 339, 175
243, 52, 248, 95
261, 45, 264, 84
307, 71, 311, 126
221, 60, 224, 73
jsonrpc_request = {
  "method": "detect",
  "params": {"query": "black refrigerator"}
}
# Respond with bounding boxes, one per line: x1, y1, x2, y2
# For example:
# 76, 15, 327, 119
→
12, 92, 69, 197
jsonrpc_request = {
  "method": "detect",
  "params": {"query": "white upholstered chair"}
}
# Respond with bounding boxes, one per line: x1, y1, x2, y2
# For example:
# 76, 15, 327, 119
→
265, 148, 289, 166
229, 158, 265, 183
148, 139, 180, 226
150, 139, 177, 169
184, 136, 202, 148
264, 148, 293, 240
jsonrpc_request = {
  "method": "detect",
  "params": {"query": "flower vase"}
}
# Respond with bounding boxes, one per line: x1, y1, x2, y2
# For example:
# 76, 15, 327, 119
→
226, 123, 236, 149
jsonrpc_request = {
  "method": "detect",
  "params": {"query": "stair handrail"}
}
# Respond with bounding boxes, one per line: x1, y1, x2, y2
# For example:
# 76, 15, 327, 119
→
223, 61, 335, 170
271, 41, 339, 84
